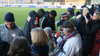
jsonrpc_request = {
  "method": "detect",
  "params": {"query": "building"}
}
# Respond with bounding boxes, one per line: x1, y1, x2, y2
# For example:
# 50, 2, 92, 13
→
0, 0, 99, 5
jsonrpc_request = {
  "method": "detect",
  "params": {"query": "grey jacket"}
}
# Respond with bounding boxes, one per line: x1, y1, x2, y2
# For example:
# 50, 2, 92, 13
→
0, 24, 24, 44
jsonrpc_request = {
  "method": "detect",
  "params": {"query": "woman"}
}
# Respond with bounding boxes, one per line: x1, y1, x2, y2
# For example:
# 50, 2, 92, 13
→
76, 12, 100, 56
31, 28, 49, 56
7, 37, 31, 56
89, 13, 100, 56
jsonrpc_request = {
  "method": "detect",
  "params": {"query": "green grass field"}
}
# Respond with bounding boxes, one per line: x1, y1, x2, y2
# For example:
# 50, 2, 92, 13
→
0, 7, 79, 29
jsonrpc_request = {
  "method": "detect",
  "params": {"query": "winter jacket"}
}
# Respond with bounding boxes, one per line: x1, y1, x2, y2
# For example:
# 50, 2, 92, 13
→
0, 24, 24, 44
24, 11, 39, 45
76, 15, 100, 55
90, 30, 100, 56
40, 13, 56, 31
57, 20, 65, 27
0, 40, 9, 56
31, 44, 49, 56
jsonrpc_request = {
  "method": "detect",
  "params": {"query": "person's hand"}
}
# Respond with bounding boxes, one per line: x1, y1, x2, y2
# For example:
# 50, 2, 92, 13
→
86, 18, 89, 24
84, 16, 89, 24
90, 14, 93, 19
53, 42, 57, 48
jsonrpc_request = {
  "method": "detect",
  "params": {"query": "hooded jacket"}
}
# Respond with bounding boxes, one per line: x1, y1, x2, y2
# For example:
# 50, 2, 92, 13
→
76, 15, 100, 55
24, 10, 39, 45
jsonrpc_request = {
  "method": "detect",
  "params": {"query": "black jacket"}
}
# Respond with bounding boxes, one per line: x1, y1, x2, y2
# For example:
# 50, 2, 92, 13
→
41, 13, 56, 31
90, 6, 95, 15
57, 20, 65, 27
31, 44, 49, 56
76, 16, 100, 55
0, 40, 10, 56
24, 11, 39, 45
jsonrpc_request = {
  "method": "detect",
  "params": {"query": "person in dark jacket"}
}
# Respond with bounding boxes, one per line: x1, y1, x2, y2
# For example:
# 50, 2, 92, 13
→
60, 8, 74, 20
37, 9, 45, 19
67, 8, 75, 17
57, 14, 70, 27
0, 12, 24, 44
40, 10, 57, 33
24, 10, 39, 45
76, 12, 100, 56
72, 5, 76, 15
0, 40, 9, 56
90, 5, 95, 16
31, 28, 49, 56
24, 9, 45, 45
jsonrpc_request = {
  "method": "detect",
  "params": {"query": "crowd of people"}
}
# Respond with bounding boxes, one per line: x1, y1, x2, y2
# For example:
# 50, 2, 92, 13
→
0, 4, 100, 56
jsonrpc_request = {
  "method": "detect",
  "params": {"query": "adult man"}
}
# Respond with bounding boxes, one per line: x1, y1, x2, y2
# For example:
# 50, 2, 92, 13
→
37, 8, 45, 18
0, 12, 24, 44
24, 10, 38, 45
55, 21, 82, 56
72, 5, 76, 11
57, 14, 71, 27
72, 5, 76, 14
24, 9, 45, 45
41, 10, 57, 33
60, 7, 74, 20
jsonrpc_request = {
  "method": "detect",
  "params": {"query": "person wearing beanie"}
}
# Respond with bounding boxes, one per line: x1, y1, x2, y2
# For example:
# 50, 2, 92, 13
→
24, 10, 39, 45
4, 12, 15, 22
40, 10, 57, 33
54, 21, 82, 56
57, 14, 71, 27
67, 8, 74, 17
0, 12, 24, 44
60, 6, 75, 20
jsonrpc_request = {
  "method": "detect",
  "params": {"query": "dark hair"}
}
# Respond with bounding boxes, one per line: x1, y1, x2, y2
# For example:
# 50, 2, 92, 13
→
37, 9, 45, 18
29, 10, 37, 17
92, 4, 94, 7
81, 6, 84, 8
50, 10, 57, 17
72, 5, 76, 8
76, 11, 81, 16
7, 37, 31, 56
37, 9, 45, 15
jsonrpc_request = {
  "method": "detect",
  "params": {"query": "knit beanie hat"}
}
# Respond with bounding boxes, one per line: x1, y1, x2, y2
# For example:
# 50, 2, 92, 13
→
4, 12, 15, 22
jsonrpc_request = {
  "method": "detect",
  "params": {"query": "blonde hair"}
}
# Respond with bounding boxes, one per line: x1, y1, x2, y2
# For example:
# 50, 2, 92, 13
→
31, 28, 49, 46
83, 7, 89, 16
